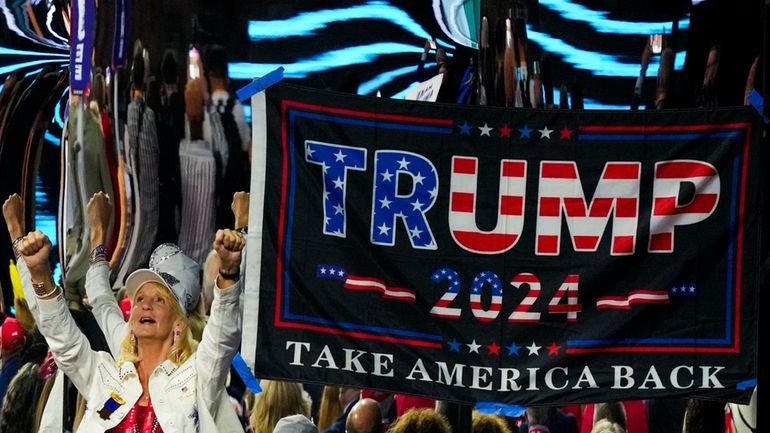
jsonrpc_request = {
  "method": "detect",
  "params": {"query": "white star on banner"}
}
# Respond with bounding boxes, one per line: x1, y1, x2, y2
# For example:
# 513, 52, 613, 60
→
380, 170, 394, 182
334, 149, 347, 162
320, 267, 327, 274
379, 196, 392, 208
306, 145, 316, 158
538, 126, 553, 139
430, 187, 438, 199
409, 226, 423, 239
377, 223, 390, 235
397, 157, 410, 169
320, 162, 329, 174
467, 340, 481, 353
411, 199, 423, 211
413, 172, 426, 185
333, 203, 344, 215
478, 123, 492, 136
526, 342, 541, 356
333, 177, 345, 189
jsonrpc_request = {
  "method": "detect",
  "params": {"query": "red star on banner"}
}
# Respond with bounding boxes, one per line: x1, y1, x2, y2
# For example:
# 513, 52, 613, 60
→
559, 127, 572, 140
547, 342, 561, 355
499, 124, 512, 138
487, 341, 501, 355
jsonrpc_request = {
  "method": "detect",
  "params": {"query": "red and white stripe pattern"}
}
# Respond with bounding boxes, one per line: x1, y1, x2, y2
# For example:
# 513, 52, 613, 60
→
508, 273, 541, 323
649, 160, 720, 252
343, 275, 416, 302
596, 289, 670, 310
430, 268, 462, 318
449, 157, 526, 254
547, 274, 581, 322
536, 161, 641, 256
469, 271, 502, 322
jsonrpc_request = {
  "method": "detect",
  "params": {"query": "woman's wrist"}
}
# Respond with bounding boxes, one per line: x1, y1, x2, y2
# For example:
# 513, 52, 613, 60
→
218, 267, 240, 280
11, 235, 23, 258
31, 274, 58, 298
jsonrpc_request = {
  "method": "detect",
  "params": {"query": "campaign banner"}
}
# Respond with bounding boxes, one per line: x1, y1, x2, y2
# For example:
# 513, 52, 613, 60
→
69, 0, 95, 94
244, 83, 761, 405
112, 0, 129, 68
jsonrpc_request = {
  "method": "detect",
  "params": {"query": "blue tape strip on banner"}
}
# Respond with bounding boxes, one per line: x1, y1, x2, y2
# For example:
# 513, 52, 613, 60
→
737, 378, 757, 390
232, 352, 262, 393
475, 402, 526, 418
236, 66, 285, 102
748, 89, 769, 123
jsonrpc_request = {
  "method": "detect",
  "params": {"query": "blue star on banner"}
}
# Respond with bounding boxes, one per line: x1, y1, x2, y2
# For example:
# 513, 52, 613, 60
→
447, 339, 461, 352
518, 125, 532, 138
506, 342, 520, 356
458, 121, 472, 135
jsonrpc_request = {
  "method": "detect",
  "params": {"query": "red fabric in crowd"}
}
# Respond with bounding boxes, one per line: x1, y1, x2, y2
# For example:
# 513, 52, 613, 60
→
561, 405, 582, 427
394, 394, 435, 418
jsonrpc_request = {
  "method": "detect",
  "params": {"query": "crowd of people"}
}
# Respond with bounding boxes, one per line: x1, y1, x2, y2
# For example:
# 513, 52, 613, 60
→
0, 19, 760, 433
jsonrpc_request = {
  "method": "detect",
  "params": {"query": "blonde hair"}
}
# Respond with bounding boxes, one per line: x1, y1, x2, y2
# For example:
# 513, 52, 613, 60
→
34, 375, 56, 432
13, 297, 35, 332
317, 386, 343, 431
472, 412, 512, 433
591, 419, 626, 433
118, 282, 197, 365
390, 408, 452, 433
249, 380, 312, 433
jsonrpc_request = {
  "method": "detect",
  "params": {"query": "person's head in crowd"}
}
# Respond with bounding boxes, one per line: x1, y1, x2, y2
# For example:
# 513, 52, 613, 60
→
682, 399, 725, 433
204, 44, 229, 91
592, 402, 626, 430
0, 362, 45, 433
590, 419, 625, 433
131, 40, 145, 93
389, 408, 452, 433
526, 406, 552, 432
273, 414, 318, 433
89, 69, 107, 113
146, 77, 162, 113
317, 385, 343, 431
339, 387, 360, 409
345, 398, 382, 433
162, 49, 179, 88
250, 380, 312, 433
1, 316, 26, 358
471, 411, 511, 433
118, 243, 203, 365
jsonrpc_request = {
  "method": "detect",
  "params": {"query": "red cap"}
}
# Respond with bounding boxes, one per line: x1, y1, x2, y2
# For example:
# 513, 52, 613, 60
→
1, 317, 26, 352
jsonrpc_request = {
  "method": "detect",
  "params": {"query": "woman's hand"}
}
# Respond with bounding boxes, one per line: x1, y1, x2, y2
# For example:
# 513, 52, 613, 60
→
19, 231, 52, 279
213, 229, 245, 279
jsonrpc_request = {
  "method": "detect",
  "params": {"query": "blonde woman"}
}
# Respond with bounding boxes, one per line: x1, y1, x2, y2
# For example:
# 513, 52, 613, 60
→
316, 386, 343, 431
250, 380, 312, 433
16, 224, 245, 432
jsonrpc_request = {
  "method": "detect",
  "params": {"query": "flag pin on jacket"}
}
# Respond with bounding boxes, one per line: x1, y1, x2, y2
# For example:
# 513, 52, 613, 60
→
97, 392, 125, 420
